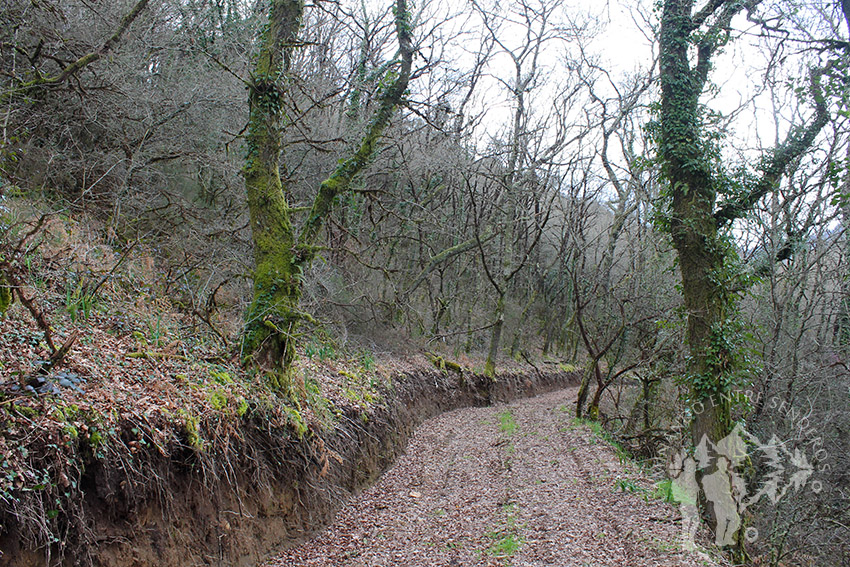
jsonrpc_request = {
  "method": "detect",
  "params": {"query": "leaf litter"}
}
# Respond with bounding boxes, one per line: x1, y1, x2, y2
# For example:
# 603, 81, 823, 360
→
267, 389, 726, 567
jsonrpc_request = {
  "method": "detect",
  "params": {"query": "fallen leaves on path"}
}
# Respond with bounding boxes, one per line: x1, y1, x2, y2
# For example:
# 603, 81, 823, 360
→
267, 388, 722, 567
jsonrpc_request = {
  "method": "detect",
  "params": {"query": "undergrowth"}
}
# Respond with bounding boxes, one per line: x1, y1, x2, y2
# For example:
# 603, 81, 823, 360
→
0, 197, 397, 562
572, 418, 679, 507
572, 417, 632, 466
0, 194, 561, 564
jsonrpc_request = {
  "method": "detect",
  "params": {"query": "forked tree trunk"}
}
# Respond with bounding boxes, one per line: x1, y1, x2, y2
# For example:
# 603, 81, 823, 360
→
242, 0, 413, 388
658, 0, 830, 556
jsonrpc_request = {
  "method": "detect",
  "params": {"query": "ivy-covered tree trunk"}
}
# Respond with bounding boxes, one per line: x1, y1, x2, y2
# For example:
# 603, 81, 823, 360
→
242, 0, 413, 387
659, 0, 738, 447
658, 0, 830, 554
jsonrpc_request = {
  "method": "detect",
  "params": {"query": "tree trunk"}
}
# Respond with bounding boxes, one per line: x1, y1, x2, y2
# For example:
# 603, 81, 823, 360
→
836, 143, 850, 346
510, 291, 536, 359
484, 293, 505, 377
241, 0, 305, 388
659, 0, 736, 448
658, 1, 830, 556
242, 0, 413, 387
575, 358, 599, 419
587, 387, 602, 422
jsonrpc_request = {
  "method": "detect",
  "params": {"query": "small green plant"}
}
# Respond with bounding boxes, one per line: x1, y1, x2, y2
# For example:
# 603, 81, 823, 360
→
88, 429, 104, 449
182, 413, 204, 450
654, 478, 673, 502
616, 478, 650, 499
484, 501, 523, 557
209, 368, 234, 384
209, 390, 227, 411
10, 403, 39, 419
147, 315, 167, 347
342, 385, 376, 405
0, 275, 12, 316
23, 254, 47, 290
305, 338, 335, 361
653, 478, 687, 504
487, 532, 522, 557
498, 410, 517, 435
360, 351, 375, 372
651, 536, 680, 553
573, 418, 631, 465
63, 424, 79, 440
65, 280, 95, 322
283, 405, 308, 437
305, 377, 334, 426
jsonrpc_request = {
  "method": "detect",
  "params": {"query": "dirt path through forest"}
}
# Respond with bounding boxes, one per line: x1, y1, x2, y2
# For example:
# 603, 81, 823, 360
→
265, 388, 717, 566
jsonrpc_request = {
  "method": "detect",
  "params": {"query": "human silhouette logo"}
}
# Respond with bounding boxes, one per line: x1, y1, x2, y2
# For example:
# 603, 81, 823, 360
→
668, 424, 818, 549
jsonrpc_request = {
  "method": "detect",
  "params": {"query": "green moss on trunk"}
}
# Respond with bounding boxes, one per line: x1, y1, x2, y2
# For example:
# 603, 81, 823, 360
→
0, 273, 12, 315
241, 0, 414, 385
240, 0, 305, 388
484, 294, 505, 378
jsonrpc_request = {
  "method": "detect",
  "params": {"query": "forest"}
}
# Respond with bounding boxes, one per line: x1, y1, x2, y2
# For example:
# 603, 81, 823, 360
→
1, 0, 849, 565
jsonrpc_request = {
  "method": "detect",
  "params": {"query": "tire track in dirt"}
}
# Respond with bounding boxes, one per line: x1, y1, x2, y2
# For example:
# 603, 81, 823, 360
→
265, 388, 717, 567
504, 391, 639, 566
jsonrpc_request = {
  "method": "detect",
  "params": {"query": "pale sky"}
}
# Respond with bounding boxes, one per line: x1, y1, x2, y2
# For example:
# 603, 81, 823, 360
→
396, 0, 840, 178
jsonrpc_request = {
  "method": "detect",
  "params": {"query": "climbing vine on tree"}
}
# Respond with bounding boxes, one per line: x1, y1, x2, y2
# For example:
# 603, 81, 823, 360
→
654, 0, 834, 552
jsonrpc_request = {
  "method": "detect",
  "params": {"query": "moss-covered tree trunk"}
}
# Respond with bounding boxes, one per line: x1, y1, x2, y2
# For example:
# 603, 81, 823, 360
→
242, 0, 413, 386
575, 359, 599, 419
484, 292, 505, 377
241, 0, 305, 385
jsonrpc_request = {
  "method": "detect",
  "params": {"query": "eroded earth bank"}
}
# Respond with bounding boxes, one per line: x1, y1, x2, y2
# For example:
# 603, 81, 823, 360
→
1, 364, 581, 567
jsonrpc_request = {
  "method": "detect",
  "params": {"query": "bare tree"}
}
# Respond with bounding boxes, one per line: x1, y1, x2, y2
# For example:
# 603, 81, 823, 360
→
465, 0, 585, 375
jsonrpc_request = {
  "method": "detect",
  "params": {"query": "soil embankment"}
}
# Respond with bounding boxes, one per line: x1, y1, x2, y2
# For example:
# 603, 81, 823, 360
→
2, 365, 578, 566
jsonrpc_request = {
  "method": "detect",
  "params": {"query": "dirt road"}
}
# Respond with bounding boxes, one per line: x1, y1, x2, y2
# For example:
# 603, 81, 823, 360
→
265, 388, 717, 566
